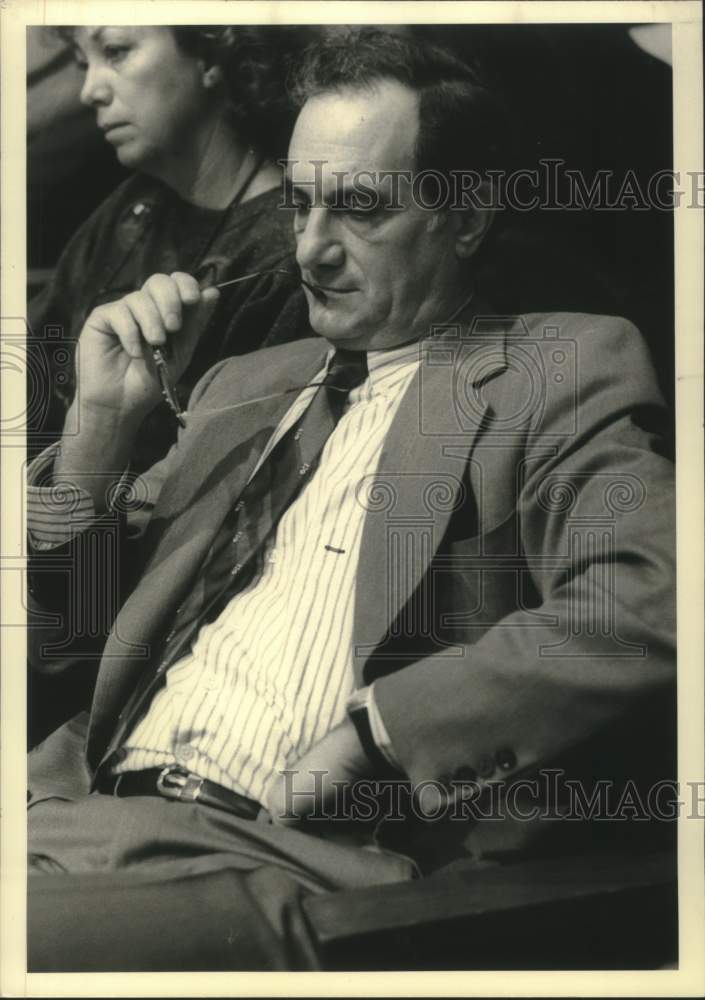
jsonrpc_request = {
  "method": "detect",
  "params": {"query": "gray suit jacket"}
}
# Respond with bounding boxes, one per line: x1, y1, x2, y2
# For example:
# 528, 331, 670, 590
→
29, 301, 676, 861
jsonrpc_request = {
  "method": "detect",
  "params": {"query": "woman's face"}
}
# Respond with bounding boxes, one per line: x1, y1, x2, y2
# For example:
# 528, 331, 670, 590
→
72, 27, 212, 173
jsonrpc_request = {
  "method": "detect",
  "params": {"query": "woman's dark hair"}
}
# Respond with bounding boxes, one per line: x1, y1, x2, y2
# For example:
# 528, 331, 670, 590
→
290, 27, 510, 185
172, 26, 311, 160
53, 25, 312, 160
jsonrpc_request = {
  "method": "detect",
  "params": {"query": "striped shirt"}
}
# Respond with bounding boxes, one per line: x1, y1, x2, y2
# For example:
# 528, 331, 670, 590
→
28, 342, 422, 806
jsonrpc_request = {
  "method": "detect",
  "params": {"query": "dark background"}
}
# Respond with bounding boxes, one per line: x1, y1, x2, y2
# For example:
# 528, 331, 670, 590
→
412, 23, 675, 416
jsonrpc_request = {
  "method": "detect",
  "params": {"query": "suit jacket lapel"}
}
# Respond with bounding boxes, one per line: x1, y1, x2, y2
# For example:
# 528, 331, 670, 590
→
352, 301, 508, 679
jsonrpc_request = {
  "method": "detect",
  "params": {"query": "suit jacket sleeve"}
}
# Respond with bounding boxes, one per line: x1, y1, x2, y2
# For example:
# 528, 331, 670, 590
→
372, 317, 676, 793
27, 359, 232, 676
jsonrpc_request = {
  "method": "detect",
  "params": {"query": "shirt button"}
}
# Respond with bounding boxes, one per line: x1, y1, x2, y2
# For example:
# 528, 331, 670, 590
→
294, 428, 303, 441
230, 562, 243, 576
298, 463, 310, 476
232, 531, 243, 544
132, 202, 146, 216
234, 501, 245, 513
174, 743, 195, 764
164, 630, 175, 643
157, 661, 168, 675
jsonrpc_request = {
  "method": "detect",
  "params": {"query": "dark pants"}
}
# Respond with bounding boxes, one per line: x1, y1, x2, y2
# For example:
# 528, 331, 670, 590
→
28, 792, 416, 971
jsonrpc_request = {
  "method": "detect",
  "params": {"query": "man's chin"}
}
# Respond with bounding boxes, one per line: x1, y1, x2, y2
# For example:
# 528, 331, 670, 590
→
307, 301, 366, 343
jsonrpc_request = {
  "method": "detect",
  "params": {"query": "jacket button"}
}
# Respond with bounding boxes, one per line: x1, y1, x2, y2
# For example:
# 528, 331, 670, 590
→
476, 755, 496, 778
496, 747, 517, 771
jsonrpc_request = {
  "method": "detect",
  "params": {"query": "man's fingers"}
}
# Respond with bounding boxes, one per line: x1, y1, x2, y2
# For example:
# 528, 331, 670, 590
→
200, 285, 221, 308
142, 272, 219, 347
89, 300, 144, 359
170, 271, 202, 305
142, 273, 188, 332
171, 271, 221, 315
89, 274, 219, 364
122, 290, 167, 349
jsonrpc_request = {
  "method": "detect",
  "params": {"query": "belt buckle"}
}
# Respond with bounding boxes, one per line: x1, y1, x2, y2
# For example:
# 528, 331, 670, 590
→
156, 764, 204, 803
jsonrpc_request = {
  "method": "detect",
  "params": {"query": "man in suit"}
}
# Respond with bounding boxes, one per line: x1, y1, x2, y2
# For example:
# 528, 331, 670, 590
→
26, 30, 676, 970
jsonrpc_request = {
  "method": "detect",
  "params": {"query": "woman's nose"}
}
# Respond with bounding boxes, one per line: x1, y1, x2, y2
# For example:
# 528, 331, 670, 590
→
79, 63, 112, 108
295, 208, 344, 273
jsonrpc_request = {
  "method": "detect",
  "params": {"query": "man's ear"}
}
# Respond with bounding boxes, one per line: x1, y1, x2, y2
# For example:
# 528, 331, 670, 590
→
451, 202, 496, 259
450, 180, 497, 259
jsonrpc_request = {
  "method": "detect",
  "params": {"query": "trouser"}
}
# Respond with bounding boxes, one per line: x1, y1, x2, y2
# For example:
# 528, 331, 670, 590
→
28, 791, 417, 971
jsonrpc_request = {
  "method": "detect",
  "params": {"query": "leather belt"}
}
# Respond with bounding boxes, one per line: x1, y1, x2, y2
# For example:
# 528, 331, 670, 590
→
104, 765, 261, 821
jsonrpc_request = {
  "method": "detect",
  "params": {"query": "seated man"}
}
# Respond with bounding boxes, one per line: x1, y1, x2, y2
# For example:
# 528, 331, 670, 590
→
26, 29, 676, 971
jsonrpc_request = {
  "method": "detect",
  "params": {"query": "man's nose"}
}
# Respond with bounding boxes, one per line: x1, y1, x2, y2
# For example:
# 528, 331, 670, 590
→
79, 63, 112, 108
295, 208, 344, 273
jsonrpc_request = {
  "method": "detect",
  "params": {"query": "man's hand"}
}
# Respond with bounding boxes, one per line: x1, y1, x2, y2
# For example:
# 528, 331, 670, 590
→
54, 273, 219, 510
267, 716, 372, 825
75, 272, 219, 423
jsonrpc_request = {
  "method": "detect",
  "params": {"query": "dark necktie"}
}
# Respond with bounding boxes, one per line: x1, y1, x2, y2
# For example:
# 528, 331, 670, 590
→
160, 349, 369, 662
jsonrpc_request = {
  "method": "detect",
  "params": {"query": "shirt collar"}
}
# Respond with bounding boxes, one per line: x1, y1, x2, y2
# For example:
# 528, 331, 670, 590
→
324, 339, 422, 396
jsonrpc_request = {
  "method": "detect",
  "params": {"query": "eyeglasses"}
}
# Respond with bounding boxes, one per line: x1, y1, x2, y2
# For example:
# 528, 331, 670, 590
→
153, 269, 318, 427
209, 268, 319, 296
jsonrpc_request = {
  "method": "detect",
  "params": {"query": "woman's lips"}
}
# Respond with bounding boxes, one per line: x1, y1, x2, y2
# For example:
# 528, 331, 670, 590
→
100, 123, 132, 139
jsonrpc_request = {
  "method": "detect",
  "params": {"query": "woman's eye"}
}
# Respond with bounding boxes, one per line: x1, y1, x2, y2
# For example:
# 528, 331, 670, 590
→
103, 44, 130, 64
70, 47, 89, 71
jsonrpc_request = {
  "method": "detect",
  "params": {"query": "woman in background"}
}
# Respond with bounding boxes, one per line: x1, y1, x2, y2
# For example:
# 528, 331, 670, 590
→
29, 25, 313, 471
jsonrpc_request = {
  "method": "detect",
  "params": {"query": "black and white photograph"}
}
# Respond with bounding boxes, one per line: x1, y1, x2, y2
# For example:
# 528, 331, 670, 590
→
1, 0, 703, 992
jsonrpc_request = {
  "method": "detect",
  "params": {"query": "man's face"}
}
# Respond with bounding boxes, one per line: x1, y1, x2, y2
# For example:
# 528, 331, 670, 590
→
73, 27, 209, 173
288, 81, 463, 350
